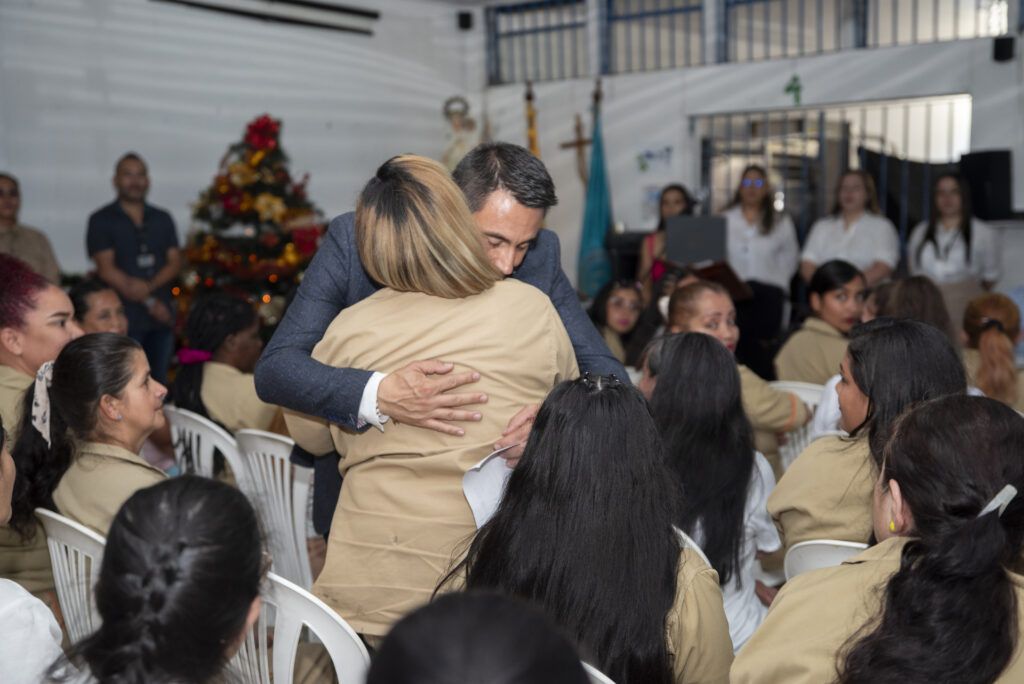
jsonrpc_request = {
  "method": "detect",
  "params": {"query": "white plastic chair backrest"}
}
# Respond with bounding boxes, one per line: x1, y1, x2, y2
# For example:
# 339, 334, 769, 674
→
164, 405, 248, 488
784, 539, 868, 581
769, 381, 825, 472
235, 429, 313, 589
35, 508, 107, 643
583, 662, 616, 684
673, 526, 712, 568
232, 572, 370, 684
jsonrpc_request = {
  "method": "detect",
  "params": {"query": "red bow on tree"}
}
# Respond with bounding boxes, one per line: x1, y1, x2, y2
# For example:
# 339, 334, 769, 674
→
245, 114, 281, 151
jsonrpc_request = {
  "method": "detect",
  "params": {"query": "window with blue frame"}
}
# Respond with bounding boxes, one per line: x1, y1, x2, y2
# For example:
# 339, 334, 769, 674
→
486, 0, 590, 85
602, 0, 705, 74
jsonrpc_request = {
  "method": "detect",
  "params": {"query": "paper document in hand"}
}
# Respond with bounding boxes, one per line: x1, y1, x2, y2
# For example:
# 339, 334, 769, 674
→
462, 444, 518, 528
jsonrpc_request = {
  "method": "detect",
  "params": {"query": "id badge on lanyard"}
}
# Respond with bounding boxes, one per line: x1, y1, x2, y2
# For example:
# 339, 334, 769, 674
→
135, 225, 156, 274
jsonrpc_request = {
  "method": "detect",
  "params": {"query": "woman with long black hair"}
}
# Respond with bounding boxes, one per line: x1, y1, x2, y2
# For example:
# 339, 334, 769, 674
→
909, 172, 1000, 323
651, 333, 780, 652
769, 318, 967, 549
447, 375, 733, 684
734, 395, 1024, 683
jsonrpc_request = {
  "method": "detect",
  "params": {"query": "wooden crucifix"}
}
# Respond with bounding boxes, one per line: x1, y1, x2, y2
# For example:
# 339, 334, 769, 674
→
560, 114, 591, 186
560, 79, 603, 186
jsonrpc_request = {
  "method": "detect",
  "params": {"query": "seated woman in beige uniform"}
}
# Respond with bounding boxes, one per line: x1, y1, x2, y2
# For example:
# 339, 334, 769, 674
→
9, 333, 167, 538
668, 281, 809, 477
775, 260, 866, 385
962, 293, 1024, 413
0, 254, 81, 605
171, 293, 283, 434
734, 395, 1024, 683
285, 155, 578, 641
447, 376, 733, 684
769, 318, 966, 550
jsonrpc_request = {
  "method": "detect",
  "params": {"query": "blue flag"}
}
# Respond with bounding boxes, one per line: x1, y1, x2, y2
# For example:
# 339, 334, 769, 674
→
577, 107, 612, 299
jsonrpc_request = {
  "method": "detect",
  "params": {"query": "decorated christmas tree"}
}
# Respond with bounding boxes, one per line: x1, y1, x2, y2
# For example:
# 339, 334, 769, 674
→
183, 114, 324, 325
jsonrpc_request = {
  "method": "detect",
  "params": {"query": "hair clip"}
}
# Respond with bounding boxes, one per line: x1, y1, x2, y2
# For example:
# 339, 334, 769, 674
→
978, 484, 1018, 518
980, 318, 1006, 334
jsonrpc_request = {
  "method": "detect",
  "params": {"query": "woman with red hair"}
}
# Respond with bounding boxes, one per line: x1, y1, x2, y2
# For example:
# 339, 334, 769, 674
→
0, 253, 81, 612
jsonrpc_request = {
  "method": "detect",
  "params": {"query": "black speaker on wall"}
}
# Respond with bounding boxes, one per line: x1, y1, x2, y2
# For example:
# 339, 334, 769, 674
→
994, 35, 1015, 62
959, 150, 1014, 220
458, 11, 473, 31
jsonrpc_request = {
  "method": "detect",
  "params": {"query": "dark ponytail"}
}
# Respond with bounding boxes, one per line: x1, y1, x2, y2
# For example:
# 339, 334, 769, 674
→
9, 333, 140, 540
839, 395, 1024, 683
171, 293, 257, 420
49, 476, 265, 684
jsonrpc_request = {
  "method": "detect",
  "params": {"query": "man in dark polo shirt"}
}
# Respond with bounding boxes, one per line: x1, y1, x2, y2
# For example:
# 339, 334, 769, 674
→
87, 152, 181, 383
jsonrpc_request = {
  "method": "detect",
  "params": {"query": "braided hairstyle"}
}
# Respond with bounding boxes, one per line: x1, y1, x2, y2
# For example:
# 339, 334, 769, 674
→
170, 293, 257, 419
50, 476, 264, 683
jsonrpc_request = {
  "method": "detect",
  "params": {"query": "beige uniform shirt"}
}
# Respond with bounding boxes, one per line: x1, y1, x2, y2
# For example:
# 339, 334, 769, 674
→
0, 224, 61, 284
200, 361, 280, 433
286, 281, 579, 637
774, 317, 849, 385
0, 365, 53, 596
0, 365, 32, 444
767, 435, 875, 550
963, 348, 1024, 413
732, 536, 1024, 682
739, 364, 808, 475
667, 548, 734, 683
53, 441, 167, 536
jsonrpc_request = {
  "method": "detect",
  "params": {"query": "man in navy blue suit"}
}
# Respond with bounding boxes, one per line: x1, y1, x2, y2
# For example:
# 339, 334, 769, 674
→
254, 143, 624, 532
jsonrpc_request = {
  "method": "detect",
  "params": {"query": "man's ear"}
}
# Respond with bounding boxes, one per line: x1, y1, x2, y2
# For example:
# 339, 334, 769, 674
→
0, 327, 24, 357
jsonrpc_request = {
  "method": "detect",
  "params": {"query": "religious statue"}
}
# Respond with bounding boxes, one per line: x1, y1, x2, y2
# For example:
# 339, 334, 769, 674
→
441, 96, 479, 172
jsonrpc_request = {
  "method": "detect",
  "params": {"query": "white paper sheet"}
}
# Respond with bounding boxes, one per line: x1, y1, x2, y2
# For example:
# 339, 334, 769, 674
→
462, 444, 518, 528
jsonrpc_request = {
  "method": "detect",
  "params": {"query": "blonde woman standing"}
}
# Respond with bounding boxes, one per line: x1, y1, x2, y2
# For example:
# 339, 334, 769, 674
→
286, 156, 578, 642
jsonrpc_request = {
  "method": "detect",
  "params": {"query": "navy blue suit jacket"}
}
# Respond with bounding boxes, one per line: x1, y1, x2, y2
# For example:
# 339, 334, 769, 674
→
253, 211, 624, 535
255, 211, 624, 426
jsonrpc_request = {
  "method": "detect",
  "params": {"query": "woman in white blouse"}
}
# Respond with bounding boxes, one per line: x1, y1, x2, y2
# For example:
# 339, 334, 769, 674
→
908, 173, 1000, 323
800, 170, 899, 286
722, 165, 799, 378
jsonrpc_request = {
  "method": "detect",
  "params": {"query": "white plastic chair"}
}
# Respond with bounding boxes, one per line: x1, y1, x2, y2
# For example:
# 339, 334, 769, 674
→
235, 429, 314, 589
769, 381, 825, 471
784, 539, 869, 580
231, 572, 370, 684
583, 661, 616, 683
674, 526, 712, 567
164, 405, 249, 489
35, 508, 107, 643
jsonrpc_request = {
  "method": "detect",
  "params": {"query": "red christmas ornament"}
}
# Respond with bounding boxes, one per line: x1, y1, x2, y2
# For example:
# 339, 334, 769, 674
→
245, 114, 282, 151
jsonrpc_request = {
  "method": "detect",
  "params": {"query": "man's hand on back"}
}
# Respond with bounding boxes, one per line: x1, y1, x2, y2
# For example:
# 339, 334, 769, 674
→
377, 360, 487, 436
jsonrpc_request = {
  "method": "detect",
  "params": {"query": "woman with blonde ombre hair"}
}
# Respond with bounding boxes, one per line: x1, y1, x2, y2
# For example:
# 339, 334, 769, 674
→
963, 293, 1024, 412
285, 154, 579, 643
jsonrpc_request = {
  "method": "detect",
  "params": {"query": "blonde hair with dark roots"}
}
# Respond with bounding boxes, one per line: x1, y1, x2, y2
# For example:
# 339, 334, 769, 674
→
356, 155, 500, 299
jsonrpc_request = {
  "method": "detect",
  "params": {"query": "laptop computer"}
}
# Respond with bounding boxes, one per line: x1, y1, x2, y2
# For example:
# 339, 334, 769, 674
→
663, 215, 727, 267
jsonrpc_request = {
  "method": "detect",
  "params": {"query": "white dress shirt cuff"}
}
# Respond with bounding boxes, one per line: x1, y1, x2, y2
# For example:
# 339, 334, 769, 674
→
357, 371, 390, 432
